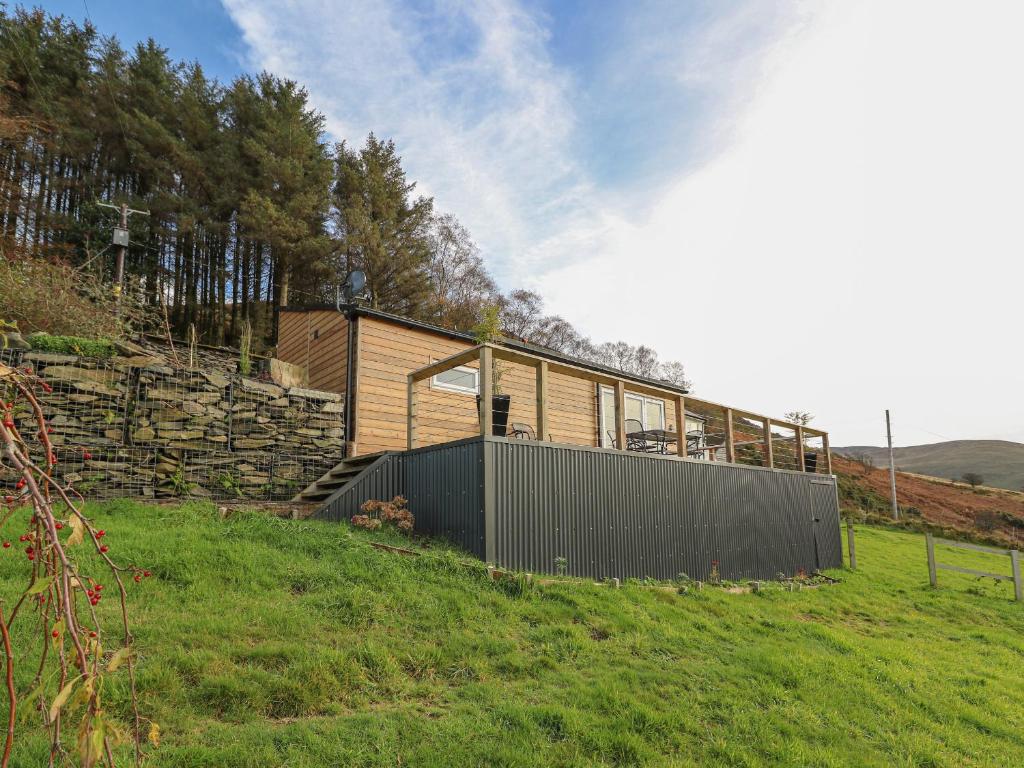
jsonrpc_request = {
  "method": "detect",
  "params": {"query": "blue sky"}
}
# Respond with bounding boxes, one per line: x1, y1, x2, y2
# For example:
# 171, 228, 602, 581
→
30, 1, 1024, 447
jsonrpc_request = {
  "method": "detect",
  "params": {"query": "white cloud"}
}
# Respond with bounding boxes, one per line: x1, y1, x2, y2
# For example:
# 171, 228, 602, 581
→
540, 1, 1024, 446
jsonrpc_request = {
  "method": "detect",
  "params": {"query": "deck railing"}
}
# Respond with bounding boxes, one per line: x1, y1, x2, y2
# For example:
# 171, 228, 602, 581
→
406, 343, 832, 474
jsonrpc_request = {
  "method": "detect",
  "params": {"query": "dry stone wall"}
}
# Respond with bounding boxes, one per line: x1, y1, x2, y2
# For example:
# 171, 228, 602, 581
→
0, 348, 344, 501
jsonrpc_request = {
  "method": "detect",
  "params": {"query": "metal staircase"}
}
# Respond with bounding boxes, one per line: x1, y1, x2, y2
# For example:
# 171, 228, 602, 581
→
292, 452, 384, 503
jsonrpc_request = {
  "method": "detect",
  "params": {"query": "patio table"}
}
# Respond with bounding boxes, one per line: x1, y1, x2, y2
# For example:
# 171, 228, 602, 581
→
626, 428, 678, 454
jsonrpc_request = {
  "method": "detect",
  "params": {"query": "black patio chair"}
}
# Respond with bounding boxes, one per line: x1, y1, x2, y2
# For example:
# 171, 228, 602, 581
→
625, 418, 658, 452
509, 422, 536, 440
686, 430, 706, 460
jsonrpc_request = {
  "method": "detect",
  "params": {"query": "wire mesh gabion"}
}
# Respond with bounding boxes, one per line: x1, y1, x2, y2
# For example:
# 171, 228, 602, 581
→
0, 351, 345, 502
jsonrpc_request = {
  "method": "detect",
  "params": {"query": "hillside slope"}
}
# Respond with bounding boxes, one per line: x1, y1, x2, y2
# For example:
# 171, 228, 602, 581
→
834, 454, 1024, 546
2, 501, 1023, 767
835, 439, 1024, 491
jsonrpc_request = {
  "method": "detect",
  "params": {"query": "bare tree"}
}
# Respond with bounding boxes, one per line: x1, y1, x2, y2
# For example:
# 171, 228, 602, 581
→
657, 360, 691, 389
784, 411, 814, 426
499, 289, 544, 339
426, 213, 497, 331
961, 472, 985, 490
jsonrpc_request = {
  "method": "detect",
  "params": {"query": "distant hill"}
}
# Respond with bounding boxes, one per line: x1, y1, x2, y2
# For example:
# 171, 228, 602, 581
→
834, 440, 1024, 492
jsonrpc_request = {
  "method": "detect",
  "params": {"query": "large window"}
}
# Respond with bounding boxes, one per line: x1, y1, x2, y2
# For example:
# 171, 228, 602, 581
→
599, 387, 666, 448
431, 365, 479, 395
598, 386, 705, 448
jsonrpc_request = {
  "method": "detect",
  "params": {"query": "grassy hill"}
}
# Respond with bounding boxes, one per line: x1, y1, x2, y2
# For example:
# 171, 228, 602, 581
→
834, 454, 1024, 547
3, 501, 1024, 767
835, 439, 1024, 492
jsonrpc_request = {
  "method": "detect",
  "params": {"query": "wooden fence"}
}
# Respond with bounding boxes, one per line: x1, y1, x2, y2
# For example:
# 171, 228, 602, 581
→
926, 533, 1023, 602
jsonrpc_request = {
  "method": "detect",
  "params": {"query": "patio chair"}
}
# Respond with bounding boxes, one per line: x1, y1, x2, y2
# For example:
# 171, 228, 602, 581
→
686, 430, 706, 460
509, 422, 536, 440
625, 419, 657, 452
606, 430, 618, 449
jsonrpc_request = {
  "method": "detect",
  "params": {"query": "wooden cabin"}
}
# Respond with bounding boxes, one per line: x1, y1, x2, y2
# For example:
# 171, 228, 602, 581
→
278, 305, 711, 459
277, 304, 841, 582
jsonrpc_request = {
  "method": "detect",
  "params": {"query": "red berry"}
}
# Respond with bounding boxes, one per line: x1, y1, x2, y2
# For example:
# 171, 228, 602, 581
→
83, 452, 92, 461
143, 570, 151, 578
133, 574, 141, 583
15, 479, 25, 490
96, 530, 105, 538
1, 542, 8, 549
89, 631, 97, 638
99, 545, 109, 553
27, 553, 34, 561
94, 584, 103, 591
4, 496, 12, 504
51, 630, 58, 638
54, 522, 63, 530
90, 597, 98, 606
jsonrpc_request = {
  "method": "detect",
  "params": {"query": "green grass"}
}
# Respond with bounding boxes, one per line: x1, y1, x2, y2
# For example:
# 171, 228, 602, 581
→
2, 502, 1023, 767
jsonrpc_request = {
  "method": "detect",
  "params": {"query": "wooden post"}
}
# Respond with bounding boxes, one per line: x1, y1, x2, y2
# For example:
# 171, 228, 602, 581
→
1012, 550, 1023, 603
724, 408, 736, 463
846, 521, 856, 569
926, 533, 937, 587
536, 360, 548, 442
675, 395, 686, 457
795, 425, 806, 472
479, 346, 493, 437
614, 380, 626, 450
823, 432, 833, 475
406, 375, 416, 450
762, 417, 774, 469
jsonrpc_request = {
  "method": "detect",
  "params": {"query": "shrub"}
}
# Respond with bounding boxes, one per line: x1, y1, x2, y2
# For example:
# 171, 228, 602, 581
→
356, 496, 414, 534
27, 332, 116, 358
0, 245, 149, 339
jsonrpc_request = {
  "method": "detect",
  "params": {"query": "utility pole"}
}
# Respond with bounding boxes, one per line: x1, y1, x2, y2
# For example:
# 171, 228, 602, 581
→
97, 201, 149, 309
886, 409, 898, 520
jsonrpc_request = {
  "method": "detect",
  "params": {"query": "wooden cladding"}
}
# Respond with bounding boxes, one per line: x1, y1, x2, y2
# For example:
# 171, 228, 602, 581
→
277, 310, 348, 394
279, 308, 832, 475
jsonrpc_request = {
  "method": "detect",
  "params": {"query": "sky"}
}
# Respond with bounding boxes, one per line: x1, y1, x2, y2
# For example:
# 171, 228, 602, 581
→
39, 0, 1024, 448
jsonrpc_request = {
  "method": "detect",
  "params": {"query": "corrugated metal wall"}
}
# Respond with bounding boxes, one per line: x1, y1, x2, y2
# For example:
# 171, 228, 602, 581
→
313, 439, 486, 558
312, 436, 842, 581
315, 452, 405, 523
405, 439, 486, 558
486, 438, 842, 581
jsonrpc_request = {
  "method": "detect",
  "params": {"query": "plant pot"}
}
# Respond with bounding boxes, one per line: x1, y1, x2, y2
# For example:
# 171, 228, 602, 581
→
478, 394, 512, 436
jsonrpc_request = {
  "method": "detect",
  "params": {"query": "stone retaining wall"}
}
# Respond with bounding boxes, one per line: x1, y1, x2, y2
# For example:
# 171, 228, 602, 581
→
0, 349, 344, 501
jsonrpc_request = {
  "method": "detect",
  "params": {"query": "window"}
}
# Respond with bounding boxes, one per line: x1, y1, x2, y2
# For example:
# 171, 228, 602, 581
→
432, 365, 479, 395
598, 387, 667, 448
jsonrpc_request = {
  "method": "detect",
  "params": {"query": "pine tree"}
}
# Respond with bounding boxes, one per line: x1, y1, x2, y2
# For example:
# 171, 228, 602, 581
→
333, 134, 434, 317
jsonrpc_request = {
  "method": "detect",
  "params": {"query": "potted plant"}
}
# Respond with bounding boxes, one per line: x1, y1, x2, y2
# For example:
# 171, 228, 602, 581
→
472, 305, 511, 436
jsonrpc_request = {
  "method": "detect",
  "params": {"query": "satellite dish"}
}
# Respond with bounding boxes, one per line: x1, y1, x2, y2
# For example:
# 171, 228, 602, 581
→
345, 270, 367, 299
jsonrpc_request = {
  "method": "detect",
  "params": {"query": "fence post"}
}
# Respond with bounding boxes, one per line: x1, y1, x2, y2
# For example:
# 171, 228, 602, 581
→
226, 379, 234, 452
1011, 550, 1023, 603
846, 521, 856, 570
926, 533, 937, 587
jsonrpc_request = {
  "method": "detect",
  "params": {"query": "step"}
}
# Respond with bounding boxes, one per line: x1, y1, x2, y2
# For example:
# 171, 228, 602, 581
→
300, 488, 333, 502
328, 466, 363, 480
